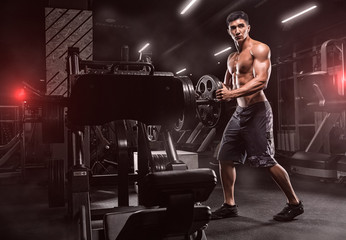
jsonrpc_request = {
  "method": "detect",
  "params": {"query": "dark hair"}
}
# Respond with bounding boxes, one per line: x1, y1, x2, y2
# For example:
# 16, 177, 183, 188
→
226, 11, 249, 26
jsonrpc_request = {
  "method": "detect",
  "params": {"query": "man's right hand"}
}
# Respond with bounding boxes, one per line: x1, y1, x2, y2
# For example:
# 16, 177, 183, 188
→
216, 84, 233, 102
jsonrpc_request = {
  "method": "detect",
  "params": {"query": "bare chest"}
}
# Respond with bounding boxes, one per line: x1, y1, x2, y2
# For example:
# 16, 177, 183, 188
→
228, 51, 253, 74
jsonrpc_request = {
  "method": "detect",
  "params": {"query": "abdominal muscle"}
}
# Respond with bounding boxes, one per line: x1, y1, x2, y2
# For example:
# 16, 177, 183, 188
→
232, 72, 267, 108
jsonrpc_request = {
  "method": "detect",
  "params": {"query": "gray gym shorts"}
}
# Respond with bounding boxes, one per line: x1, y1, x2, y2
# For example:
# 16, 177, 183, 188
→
217, 101, 277, 168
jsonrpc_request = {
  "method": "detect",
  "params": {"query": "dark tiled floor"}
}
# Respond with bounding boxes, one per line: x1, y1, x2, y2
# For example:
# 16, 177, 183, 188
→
205, 166, 346, 240
1, 153, 346, 240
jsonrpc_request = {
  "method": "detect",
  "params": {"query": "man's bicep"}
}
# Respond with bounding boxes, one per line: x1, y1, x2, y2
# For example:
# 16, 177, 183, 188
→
253, 58, 271, 77
253, 45, 271, 80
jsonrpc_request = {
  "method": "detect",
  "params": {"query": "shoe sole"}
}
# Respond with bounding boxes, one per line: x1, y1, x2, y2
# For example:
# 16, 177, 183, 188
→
273, 211, 304, 222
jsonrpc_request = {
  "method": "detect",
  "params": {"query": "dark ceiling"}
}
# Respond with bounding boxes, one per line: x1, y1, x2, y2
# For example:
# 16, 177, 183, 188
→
90, 0, 346, 78
1, 0, 346, 103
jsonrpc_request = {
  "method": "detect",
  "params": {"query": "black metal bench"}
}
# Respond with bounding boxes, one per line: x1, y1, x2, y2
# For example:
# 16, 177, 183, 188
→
103, 168, 217, 240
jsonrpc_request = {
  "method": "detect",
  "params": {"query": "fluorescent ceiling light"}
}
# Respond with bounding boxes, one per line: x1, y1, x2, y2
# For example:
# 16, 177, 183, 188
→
214, 47, 232, 56
176, 68, 187, 74
138, 43, 150, 53
281, 5, 317, 23
181, 0, 198, 15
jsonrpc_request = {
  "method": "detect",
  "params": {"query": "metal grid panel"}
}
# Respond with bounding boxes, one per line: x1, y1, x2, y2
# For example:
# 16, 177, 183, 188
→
45, 8, 93, 96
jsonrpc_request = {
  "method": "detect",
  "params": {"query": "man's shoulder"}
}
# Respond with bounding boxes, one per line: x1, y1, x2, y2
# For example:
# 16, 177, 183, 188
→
249, 39, 270, 56
251, 39, 269, 50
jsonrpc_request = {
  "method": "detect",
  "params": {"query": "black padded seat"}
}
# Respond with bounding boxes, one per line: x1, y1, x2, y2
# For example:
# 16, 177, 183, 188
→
104, 206, 211, 240
103, 168, 217, 240
91, 206, 145, 221
140, 168, 217, 207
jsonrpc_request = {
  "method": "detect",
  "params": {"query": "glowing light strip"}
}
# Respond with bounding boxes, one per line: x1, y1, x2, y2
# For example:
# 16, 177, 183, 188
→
281, 5, 317, 23
138, 43, 150, 53
176, 68, 187, 74
181, 0, 198, 15
214, 47, 232, 56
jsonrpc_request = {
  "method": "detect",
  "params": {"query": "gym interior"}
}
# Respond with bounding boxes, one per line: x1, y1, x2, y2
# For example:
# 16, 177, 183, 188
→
1, 0, 346, 239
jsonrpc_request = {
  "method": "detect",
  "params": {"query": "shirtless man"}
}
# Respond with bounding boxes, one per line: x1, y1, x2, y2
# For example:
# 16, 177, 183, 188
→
212, 11, 304, 221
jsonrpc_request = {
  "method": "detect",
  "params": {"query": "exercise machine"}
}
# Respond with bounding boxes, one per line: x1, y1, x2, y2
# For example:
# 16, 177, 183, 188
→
290, 37, 346, 181
64, 47, 221, 239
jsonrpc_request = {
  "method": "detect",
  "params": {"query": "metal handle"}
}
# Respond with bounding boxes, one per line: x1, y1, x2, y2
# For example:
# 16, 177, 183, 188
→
80, 60, 155, 75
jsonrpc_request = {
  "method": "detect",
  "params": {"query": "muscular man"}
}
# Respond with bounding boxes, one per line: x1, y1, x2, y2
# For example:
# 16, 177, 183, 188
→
212, 11, 304, 221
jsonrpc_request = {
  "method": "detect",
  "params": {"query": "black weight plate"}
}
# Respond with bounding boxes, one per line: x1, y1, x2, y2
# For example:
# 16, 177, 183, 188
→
196, 75, 223, 128
174, 76, 197, 131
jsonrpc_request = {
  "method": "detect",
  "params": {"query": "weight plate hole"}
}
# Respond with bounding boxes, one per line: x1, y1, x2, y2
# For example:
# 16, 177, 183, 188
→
207, 80, 212, 92
200, 82, 206, 93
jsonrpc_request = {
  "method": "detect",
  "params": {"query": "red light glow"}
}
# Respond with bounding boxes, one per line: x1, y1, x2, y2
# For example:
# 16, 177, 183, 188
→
15, 88, 26, 101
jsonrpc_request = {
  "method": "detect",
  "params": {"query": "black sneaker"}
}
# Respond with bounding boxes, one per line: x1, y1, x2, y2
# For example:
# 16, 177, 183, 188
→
273, 201, 304, 221
211, 203, 239, 220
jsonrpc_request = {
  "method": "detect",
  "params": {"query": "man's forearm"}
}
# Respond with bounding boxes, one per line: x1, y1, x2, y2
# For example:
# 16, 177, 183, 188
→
229, 77, 267, 98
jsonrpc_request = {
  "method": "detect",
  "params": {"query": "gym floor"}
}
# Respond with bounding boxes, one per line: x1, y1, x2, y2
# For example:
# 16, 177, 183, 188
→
1, 153, 346, 240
